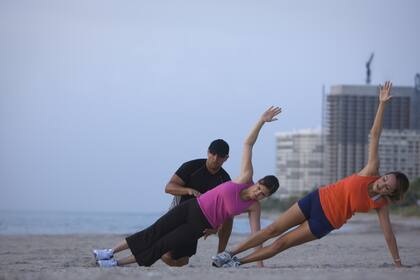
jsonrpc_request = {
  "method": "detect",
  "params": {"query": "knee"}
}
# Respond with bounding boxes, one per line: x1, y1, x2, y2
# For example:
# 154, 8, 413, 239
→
161, 253, 175, 266
265, 224, 280, 237
175, 257, 189, 267
271, 238, 288, 253
161, 253, 189, 267
169, 257, 189, 267
166, 262, 183, 267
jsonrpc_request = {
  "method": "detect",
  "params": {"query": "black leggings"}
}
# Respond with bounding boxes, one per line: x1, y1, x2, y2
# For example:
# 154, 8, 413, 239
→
126, 199, 211, 266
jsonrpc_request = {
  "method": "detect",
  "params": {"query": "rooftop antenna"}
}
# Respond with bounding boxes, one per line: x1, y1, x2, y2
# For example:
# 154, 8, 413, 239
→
365, 52, 374, 85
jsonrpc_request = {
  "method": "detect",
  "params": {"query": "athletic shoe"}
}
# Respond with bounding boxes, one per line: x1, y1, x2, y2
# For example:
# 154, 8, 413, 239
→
97, 258, 118, 267
93, 249, 114, 261
222, 256, 241, 268
211, 251, 232, 267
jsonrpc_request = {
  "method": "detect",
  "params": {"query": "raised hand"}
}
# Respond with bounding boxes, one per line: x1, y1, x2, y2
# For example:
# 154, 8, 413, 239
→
379, 81, 392, 103
260, 106, 282, 123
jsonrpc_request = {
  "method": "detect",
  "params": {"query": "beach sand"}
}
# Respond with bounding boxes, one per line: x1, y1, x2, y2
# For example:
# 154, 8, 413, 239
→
1, 214, 420, 280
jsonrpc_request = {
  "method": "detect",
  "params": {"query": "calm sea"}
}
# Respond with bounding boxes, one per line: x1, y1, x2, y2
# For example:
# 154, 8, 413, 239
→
0, 210, 273, 235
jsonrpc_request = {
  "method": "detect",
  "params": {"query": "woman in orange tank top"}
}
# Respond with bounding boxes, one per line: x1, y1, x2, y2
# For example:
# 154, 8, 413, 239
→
212, 81, 410, 268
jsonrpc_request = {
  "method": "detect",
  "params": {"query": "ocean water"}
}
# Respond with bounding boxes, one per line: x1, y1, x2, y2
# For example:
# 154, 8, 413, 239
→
0, 210, 273, 235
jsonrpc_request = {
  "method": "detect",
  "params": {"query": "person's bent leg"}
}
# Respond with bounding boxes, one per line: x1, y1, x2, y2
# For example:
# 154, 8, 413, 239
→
239, 221, 316, 265
166, 238, 197, 267
96, 253, 137, 267
135, 223, 202, 267
97, 241, 191, 267
125, 202, 189, 258
161, 252, 189, 267
112, 240, 129, 254
173, 257, 189, 267
94, 240, 130, 261
231, 203, 306, 256
116, 255, 137, 266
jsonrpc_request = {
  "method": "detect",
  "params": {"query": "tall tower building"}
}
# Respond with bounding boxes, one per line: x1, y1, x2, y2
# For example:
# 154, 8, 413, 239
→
324, 76, 420, 182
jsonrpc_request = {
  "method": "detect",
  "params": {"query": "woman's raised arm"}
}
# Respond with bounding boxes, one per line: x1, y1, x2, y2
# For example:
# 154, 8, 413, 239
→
359, 81, 392, 176
234, 106, 281, 184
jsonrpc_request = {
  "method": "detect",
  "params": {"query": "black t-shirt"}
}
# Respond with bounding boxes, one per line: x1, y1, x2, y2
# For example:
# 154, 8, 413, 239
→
175, 158, 231, 204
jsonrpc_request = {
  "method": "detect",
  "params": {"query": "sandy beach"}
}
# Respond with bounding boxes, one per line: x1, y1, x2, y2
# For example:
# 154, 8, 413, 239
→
1, 214, 420, 280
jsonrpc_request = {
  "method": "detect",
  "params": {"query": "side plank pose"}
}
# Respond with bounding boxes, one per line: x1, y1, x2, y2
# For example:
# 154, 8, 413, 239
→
93, 106, 282, 267
213, 81, 410, 268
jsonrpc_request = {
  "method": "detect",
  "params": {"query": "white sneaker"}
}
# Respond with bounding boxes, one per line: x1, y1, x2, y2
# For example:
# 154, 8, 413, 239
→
222, 256, 241, 268
211, 251, 232, 267
97, 258, 118, 267
93, 249, 114, 261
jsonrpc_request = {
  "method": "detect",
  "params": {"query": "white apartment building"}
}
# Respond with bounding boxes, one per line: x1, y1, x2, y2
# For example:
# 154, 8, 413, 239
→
276, 129, 324, 197
377, 130, 420, 180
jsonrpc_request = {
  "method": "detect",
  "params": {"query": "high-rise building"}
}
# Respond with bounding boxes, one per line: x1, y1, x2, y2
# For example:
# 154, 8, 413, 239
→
377, 130, 420, 180
323, 75, 420, 182
275, 129, 324, 197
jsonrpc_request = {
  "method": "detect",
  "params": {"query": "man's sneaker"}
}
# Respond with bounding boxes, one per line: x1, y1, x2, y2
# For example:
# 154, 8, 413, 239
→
97, 258, 118, 267
222, 256, 241, 268
211, 251, 232, 267
93, 249, 114, 261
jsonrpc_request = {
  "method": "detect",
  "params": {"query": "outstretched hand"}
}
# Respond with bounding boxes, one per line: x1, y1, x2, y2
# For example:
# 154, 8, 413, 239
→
261, 106, 281, 122
379, 81, 392, 103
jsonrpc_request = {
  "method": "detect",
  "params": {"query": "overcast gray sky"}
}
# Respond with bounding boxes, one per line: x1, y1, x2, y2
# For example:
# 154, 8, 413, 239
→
1, 0, 419, 213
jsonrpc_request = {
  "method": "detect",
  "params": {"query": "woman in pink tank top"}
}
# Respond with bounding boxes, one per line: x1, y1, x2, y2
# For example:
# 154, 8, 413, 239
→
213, 81, 410, 268
92, 106, 282, 268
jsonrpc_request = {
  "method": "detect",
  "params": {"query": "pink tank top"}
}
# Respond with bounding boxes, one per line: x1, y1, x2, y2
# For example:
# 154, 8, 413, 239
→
197, 181, 256, 229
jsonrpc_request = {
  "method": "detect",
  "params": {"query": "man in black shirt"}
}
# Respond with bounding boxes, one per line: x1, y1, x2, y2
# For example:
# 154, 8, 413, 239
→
161, 139, 232, 266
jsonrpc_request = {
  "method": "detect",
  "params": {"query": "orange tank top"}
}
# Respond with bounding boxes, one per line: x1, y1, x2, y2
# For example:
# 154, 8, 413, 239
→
319, 174, 388, 229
